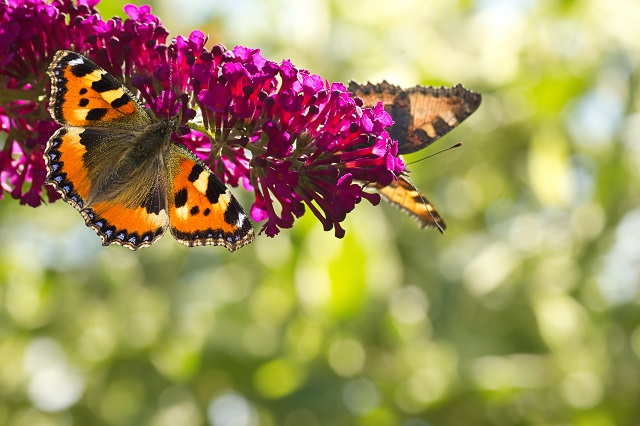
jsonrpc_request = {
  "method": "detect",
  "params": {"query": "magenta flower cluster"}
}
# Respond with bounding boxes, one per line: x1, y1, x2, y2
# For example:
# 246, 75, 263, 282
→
0, 0, 404, 238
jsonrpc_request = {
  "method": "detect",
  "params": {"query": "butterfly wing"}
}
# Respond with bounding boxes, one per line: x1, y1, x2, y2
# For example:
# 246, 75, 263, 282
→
349, 81, 481, 230
45, 50, 172, 249
45, 127, 171, 249
47, 50, 150, 129
45, 50, 254, 251
376, 176, 446, 232
167, 144, 254, 252
348, 81, 481, 154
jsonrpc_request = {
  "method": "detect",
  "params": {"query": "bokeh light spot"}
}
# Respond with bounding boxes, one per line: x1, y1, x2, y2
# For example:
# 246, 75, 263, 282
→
342, 378, 379, 415
207, 392, 256, 426
253, 359, 305, 399
328, 338, 366, 377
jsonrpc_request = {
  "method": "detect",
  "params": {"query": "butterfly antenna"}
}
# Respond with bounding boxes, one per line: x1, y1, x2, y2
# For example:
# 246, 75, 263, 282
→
169, 48, 174, 89
166, 48, 174, 115
406, 142, 463, 165
402, 174, 445, 234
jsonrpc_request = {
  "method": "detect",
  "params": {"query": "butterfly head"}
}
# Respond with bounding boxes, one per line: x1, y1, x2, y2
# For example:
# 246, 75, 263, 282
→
163, 115, 180, 137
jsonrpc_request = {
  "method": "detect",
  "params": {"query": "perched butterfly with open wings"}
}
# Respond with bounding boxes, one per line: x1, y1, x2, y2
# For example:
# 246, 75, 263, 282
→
44, 50, 254, 252
349, 81, 481, 232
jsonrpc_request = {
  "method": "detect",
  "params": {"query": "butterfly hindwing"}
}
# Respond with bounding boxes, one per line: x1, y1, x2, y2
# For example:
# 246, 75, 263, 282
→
45, 50, 254, 251
45, 125, 171, 249
376, 176, 445, 231
167, 144, 254, 252
46, 127, 94, 208
83, 200, 169, 249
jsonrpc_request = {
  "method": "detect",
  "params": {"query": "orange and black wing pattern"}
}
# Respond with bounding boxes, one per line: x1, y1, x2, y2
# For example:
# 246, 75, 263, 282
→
45, 50, 254, 251
167, 144, 254, 252
375, 176, 446, 231
349, 81, 481, 154
350, 80, 481, 231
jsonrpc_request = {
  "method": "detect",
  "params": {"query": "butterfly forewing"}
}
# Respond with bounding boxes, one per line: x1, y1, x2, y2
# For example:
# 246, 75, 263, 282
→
48, 50, 150, 129
349, 80, 481, 154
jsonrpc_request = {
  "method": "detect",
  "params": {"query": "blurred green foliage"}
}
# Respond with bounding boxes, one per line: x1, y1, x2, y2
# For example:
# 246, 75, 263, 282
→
2, 0, 640, 425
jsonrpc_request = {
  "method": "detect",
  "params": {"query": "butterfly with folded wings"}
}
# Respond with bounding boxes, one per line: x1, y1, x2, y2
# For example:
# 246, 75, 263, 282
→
348, 81, 481, 232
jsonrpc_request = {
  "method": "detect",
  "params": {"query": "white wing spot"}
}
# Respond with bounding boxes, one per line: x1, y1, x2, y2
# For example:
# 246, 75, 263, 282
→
236, 213, 246, 228
68, 58, 84, 66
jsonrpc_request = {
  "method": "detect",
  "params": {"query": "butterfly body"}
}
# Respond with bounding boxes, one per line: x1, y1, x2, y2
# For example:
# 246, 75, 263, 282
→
349, 80, 481, 231
45, 50, 254, 251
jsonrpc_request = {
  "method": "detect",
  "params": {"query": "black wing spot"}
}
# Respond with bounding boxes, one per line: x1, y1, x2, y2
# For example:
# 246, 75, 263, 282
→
174, 188, 188, 208
79, 88, 88, 95
78, 98, 89, 107
203, 208, 211, 217
187, 164, 204, 182
78, 128, 105, 147
85, 108, 108, 121
205, 175, 224, 204
111, 93, 131, 108
71, 62, 93, 77
429, 117, 453, 137
224, 199, 241, 225
190, 206, 200, 216
91, 75, 120, 93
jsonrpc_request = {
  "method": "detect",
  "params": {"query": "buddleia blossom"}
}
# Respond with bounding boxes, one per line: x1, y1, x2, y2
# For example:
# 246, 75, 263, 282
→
0, 0, 404, 238
0, 0, 173, 206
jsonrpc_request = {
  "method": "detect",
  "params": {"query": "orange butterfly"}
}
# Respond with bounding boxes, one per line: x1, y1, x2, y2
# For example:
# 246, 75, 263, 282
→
44, 50, 254, 251
349, 81, 481, 231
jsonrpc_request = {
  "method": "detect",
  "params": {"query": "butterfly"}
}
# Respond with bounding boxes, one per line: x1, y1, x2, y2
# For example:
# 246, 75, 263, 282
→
44, 50, 254, 252
349, 81, 481, 232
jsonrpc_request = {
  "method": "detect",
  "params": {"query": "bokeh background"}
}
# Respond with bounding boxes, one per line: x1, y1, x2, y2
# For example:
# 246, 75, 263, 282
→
2, 0, 640, 424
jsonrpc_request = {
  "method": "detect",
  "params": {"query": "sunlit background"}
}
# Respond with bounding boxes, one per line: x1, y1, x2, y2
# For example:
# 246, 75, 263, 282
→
2, 0, 640, 424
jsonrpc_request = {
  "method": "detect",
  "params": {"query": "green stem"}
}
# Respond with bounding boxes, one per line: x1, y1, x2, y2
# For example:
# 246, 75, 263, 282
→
0, 88, 42, 103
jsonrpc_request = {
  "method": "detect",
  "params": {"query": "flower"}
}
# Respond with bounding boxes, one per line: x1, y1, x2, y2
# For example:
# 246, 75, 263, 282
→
0, 0, 174, 206
0, 0, 404, 239
187, 47, 404, 237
